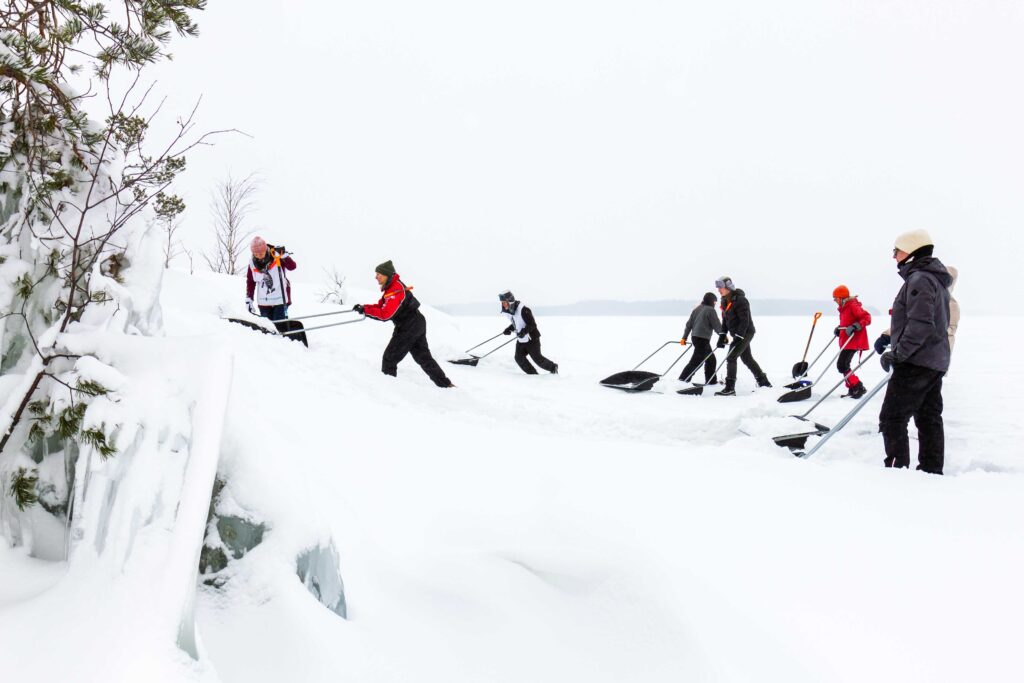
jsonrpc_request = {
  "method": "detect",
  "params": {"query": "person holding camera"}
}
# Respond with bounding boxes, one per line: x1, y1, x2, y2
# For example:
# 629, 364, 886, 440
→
245, 236, 296, 326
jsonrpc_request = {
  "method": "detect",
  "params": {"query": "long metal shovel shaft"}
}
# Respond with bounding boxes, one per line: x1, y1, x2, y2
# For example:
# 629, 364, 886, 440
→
798, 373, 893, 459
807, 335, 856, 387
279, 315, 366, 335
796, 350, 876, 419
270, 309, 360, 323
660, 344, 693, 377
631, 341, 680, 371
473, 336, 517, 359
464, 331, 507, 354
797, 334, 842, 381
799, 312, 823, 363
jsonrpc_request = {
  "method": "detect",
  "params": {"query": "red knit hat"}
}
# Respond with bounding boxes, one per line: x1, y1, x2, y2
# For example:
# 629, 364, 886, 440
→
833, 285, 850, 299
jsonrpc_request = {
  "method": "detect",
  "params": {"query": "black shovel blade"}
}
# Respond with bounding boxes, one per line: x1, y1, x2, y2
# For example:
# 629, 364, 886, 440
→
784, 379, 812, 390
448, 357, 481, 367
227, 317, 275, 335
778, 386, 812, 403
677, 386, 704, 396
792, 361, 809, 379
599, 370, 662, 393
772, 423, 830, 451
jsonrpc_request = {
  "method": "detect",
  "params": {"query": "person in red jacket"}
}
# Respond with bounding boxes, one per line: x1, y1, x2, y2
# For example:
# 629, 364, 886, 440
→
832, 285, 871, 398
353, 260, 454, 388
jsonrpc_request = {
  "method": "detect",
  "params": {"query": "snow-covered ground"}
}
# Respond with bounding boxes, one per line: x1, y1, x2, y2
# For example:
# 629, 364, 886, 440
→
2, 269, 1022, 682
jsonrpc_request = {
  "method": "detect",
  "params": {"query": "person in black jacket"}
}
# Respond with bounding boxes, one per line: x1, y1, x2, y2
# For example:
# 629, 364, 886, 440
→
873, 230, 951, 474
499, 290, 558, 375
678, 292, 723, 384
714, 277, 771, 396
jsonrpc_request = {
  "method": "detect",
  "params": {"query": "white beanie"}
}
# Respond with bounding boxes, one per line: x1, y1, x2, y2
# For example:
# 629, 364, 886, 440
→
894, 229, 933, 254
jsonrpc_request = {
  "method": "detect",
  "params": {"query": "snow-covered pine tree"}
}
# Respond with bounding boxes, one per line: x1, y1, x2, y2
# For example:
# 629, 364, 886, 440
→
0, 1, 209, 546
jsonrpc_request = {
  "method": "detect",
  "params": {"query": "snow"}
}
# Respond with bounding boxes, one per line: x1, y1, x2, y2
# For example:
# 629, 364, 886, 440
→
2, 268, 1022, 682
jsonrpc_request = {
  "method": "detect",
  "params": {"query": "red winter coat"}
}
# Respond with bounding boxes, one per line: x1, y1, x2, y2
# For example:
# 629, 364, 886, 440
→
837, 297, 871, 350
362, 274, 419, 324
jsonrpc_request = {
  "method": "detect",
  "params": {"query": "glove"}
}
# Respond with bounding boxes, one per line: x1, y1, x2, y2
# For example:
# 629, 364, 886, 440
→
680, 338, 687, 346
517, 329, 529, 339
716, 334, 728, 349
844, 323, 861, 335
503, 325, 514, 335
880, 350, 897, 372
246, 298, 257, 315
352, 304, 364, 314
834, 326, 841, 337
873, 333, 890, 355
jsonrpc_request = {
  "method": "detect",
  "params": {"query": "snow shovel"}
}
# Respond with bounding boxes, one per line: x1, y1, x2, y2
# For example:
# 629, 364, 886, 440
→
600, 341, 692, 393
677, 347, 724, 396
772, 352, 878, 448
791, 312, 823, 379
790, 351, 877, 422
449, 333, 517, 366
789, 372, 893, 458
778, 335, 855, 402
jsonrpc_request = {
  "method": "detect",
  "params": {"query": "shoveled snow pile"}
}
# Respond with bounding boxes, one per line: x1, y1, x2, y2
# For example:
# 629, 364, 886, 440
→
1, 267, 1021, 683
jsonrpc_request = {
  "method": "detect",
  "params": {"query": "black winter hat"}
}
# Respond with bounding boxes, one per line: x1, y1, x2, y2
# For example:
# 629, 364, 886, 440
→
375, 260, 396, 278
702, 292, 717, 306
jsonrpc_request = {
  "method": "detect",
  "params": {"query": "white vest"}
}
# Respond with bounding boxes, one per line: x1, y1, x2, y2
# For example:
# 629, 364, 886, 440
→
501, 303, 531, 343
251, 259, 289, 306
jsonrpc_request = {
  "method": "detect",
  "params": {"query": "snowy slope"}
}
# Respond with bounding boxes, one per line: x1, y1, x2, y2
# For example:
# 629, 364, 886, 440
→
2, 268, 1021, 682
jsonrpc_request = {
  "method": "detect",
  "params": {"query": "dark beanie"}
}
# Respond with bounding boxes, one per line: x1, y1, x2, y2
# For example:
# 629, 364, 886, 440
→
375, 260, 396, 278
702, 292, 717, 306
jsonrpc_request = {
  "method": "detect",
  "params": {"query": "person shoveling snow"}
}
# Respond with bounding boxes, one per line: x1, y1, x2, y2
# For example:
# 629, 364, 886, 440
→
499, 290, 559, 375
831, 284, 871, 399
353, 260, 454, 388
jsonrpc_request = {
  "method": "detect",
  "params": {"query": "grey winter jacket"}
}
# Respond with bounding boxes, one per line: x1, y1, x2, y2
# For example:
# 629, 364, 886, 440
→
891, 256, 953, 373
684, 303, 723, 341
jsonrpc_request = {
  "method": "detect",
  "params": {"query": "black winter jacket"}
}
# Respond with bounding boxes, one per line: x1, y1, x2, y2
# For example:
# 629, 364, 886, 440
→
891, 256, 952, 373
721, 289, 755, 338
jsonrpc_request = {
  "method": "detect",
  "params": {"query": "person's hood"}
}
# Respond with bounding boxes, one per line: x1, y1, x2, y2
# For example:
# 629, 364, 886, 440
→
946, 265, 959, 292
899, 256, 952, 288
381, 273, 401, 291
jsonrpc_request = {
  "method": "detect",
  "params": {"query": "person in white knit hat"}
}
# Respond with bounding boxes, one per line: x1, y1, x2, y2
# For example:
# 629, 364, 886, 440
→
873, 229, 952, 474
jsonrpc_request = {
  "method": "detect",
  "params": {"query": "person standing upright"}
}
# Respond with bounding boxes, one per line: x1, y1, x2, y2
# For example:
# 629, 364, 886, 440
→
714, 277, 771, 396
499, 291, 558, 375
874, 230, 951, 474
832, 285, 871, 399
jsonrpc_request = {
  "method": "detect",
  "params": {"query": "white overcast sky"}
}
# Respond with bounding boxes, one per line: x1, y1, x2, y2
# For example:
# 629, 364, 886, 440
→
143, 0, 1023, 312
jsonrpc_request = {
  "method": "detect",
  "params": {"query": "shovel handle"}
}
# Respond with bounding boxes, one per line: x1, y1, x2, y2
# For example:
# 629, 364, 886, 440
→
799, 312, 824, 362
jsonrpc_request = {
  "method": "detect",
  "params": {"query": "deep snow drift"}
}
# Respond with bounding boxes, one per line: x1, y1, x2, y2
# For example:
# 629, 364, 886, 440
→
2, 268, 1022, 683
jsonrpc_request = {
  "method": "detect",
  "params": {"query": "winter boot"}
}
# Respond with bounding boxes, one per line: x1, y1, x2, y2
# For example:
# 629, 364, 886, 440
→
755, 374, 772, 388
715, 380, 736, 396
550, 364, 559, 375
844, 381, 867, 399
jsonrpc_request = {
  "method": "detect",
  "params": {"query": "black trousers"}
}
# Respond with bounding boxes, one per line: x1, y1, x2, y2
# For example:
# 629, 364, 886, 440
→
514, 338, 557, 374
725, 333, 764, 382
382, 311, 452, 387
878, 362, 944, 474
678, 337, 715, 382
260, 304, 307, 346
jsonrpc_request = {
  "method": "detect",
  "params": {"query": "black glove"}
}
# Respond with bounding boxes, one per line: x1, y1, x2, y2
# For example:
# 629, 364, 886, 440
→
503, 325, 514, 335
518, 329, 529, 339
844, 323, 861, 336
834, 326, 841, 337
353, 304, 364, 314
880, 350, 897, 372
873, 333, 890, 355
716, 334, 728, 349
